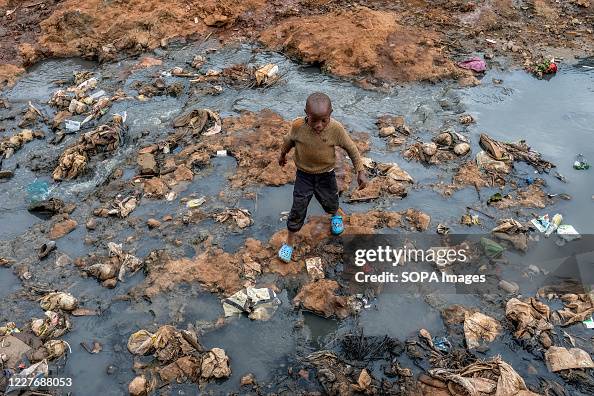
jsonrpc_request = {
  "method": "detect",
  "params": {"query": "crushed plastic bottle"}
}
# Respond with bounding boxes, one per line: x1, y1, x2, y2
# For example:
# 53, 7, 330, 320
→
574, 154, 590, 170
26, 180, 50, 204
544, 213, 562, 237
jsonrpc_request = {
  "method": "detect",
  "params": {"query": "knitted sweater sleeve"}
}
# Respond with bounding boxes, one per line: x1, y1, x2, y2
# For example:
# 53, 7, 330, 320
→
335, 124, 364, 172
281, 120, 298, 153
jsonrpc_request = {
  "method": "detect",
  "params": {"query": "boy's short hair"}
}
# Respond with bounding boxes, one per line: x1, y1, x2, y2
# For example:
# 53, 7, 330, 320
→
306, 92, 332, 109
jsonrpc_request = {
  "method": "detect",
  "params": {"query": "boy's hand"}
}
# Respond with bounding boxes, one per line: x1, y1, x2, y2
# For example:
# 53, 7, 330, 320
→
357, 170, 368, 190
278, 153, 287, 166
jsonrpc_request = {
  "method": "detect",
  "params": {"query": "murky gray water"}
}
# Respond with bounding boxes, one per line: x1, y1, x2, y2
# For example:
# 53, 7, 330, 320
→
1, 42, 593, 394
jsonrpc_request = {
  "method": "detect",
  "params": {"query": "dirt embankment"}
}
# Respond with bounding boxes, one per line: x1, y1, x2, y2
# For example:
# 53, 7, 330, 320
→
1, 0, 593, 88
0, 0, 267, 86
260, 6, 469, 83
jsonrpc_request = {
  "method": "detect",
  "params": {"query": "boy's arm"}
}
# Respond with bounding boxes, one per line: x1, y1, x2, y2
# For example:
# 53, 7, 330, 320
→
336, 126, 367, 188
278, 128, 295, 166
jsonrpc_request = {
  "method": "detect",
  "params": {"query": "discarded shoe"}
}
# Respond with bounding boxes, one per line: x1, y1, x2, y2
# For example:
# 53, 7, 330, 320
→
278, 244, 293, 263
38, 241, 56, 259
331, 215, 344, 235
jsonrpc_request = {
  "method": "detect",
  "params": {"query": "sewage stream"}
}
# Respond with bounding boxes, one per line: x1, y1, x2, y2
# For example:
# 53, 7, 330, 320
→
0, 42, 593, 394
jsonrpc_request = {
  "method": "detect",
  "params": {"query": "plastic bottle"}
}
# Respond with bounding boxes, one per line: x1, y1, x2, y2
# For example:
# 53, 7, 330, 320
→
574, 154, 590, 170
26, 180, 50, 203
545, 213, 563, 237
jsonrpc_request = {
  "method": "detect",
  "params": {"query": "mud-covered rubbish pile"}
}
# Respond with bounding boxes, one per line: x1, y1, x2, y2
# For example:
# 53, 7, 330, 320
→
0, 292, 85, 394
127, 324, 231, 393
52, 114, 126, 181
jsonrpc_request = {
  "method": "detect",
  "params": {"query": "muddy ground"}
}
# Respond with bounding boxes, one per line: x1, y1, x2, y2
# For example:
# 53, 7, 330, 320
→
1, 1, 594, 396
1, 0, 594, 87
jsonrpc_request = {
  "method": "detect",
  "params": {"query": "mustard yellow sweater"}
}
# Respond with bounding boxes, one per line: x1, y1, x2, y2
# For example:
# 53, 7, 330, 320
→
281, 117, 364, 174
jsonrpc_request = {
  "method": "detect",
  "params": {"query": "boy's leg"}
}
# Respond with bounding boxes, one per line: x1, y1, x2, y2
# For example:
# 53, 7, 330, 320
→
313, 170, 339, 215
313, 170, 343, 235
286, 170, 315, 240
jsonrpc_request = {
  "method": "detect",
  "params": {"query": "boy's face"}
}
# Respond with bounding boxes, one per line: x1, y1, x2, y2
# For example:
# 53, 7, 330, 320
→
305, 102, 332, 133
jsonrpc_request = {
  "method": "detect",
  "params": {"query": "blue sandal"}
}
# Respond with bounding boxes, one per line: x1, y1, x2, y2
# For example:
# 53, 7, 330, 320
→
278, 244, 293, 263
331, 215, 344, 235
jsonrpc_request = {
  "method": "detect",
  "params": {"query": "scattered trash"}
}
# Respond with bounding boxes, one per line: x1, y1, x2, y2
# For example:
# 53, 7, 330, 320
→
459, 114, 474, 124
29, 339, 70, 362
293, 279, 354, 319
0, 322, 20, 336
53, 114, 125, 181
305, 257, 325, 281
5, 360, 49, 394
26, 180, 50, 203
0, 129, 44, 160
186, 197, 206, 208
128, 375, 147, 396
81, 341, 102, 354
530, 214, 550, 232
64, 119, 81, 132
254, 63, 280, 86
214, 208, 253, 228
573, 153, 590, 170
554, 171, 567, 182
463, 311, 501, 349
557, 224, 580, 241
191, 54, 206, 69
476, 150, 512, 173
492, 218, 527, 234
544, 213, 562, 237
127, 325, 204, 360
479, 133, 555, 173
505, 297, 552, 348
172, 108, 222, 136
0, 169, 14, 179
38, 241, 56, 259
480, 237, 504, 258
424, 356, 536, 396
461, 213, 480, 226
545, 346, 594, 372
433, 337, 451, 353
222, 287, 281, 320
487, 192, 503, 204
83, 242, 142, 286
127, 324, 230, 385
499, 279, 519, 294
216, 149, 228, 157
199, 347, 232, 380
527, 58, 558, 78
94, 195, 138, 218
31, 310, 72, 340
40, 292, 78, 311
436, 223, 450, 235
0, 335, 31, 369
556, 293, 594, 326
350, 159, 412, 201
456, 56, 487, 72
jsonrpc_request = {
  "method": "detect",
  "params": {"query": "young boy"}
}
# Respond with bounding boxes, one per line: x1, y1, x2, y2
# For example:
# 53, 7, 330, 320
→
277, 92, 367, 262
